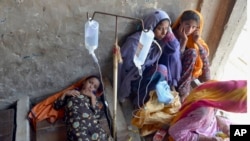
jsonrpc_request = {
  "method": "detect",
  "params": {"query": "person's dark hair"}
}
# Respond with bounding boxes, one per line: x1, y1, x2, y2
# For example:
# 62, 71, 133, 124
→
180, 10, 200, 25
84, 75, 103, 94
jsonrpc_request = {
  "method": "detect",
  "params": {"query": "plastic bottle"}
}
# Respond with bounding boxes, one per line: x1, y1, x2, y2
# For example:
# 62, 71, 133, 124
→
133, 29, 155, 75
85, 18, 99, 62
85, 18, 99, 53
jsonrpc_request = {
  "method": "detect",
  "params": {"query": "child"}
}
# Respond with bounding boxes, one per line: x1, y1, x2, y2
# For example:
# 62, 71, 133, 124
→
53, 75, 108, 141
172, 10, 211, 102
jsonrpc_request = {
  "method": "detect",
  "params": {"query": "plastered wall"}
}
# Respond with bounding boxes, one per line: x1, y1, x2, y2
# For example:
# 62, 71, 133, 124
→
0, 0, 238, 108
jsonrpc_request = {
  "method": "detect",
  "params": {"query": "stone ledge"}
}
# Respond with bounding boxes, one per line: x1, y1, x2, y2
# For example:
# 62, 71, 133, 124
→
15, 96, 30, 141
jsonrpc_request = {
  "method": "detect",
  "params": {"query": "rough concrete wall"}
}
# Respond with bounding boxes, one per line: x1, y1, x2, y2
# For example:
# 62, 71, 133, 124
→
0, 0, 213, 108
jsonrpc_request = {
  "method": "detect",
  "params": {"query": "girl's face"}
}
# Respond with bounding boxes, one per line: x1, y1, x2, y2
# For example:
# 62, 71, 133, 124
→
180, 19, 199, 36
154, 20, 170, 40
82, 77, 100, 93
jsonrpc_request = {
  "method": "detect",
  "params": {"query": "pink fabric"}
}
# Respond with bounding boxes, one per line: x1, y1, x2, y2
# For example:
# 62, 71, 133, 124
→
174, 80, 247, 124
169, 107, 229, 141
168, 80, 246, 141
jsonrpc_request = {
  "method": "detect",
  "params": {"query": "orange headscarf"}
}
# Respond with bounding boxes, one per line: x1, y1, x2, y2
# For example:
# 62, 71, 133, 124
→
172, 10, 209, 78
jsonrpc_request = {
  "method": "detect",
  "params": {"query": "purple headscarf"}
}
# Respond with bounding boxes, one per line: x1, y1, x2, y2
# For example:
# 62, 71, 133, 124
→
143, 9, 171, 31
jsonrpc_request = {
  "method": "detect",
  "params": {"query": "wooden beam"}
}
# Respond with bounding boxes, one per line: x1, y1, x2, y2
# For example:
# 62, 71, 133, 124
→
210, 0, 247, 79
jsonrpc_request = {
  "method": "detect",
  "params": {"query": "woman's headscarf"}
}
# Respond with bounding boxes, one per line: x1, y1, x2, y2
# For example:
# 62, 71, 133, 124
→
143, 9, 171, 31
172, 10, 209, 78
170, 80, 247, 126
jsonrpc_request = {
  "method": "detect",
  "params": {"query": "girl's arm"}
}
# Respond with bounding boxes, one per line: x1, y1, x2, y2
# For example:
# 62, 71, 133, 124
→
179, 38, 187, 53
54, 90, 80, 110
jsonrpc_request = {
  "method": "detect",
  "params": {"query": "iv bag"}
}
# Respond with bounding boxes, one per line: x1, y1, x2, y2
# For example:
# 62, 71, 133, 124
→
133, 29, 154, 75
85, 19, 99, 54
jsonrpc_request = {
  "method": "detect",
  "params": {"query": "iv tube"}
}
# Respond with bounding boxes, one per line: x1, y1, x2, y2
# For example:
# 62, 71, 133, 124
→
135, 40, 162, 109
84, 18, 108, 128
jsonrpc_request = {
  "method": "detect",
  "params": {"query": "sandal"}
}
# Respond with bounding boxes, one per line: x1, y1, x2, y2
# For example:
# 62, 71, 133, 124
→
153, 129, 167, 141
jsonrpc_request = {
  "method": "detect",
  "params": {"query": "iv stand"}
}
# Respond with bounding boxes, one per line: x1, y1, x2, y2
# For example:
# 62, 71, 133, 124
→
87, 11, 144, 140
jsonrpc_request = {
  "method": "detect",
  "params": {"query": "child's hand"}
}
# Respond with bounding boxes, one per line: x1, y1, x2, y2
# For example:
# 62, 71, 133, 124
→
61, 90, 80, 100
178, 24, 188, 41
65, 90, 80, 96
178, 24, 188, 53
91, 94, 97, 107
192, 29, 200, 43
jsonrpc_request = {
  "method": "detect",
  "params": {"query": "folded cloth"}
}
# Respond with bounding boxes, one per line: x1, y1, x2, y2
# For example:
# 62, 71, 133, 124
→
131, 90, 181, 136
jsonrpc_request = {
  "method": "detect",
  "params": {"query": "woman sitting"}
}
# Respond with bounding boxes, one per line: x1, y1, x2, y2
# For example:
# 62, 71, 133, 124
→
172, 10, 211, 102
118, 9, 181, 107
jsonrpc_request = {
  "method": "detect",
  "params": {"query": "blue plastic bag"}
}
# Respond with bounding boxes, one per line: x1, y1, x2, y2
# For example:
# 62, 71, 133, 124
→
155, 80, 173, 104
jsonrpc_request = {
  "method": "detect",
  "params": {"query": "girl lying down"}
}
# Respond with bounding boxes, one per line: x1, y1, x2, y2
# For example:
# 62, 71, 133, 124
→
53, 75, 109, 141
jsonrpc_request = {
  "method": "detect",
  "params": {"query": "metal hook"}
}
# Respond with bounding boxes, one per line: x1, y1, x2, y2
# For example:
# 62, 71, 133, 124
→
86, 11, 144, 30
86, 12, 93, 21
